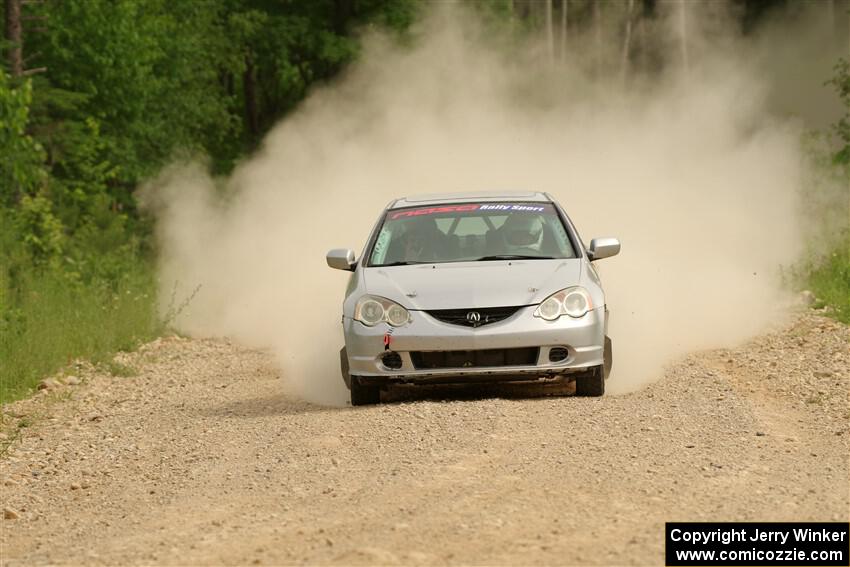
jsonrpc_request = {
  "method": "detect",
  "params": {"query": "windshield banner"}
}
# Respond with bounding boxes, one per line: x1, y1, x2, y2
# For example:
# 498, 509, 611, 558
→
390, 203, 548, 220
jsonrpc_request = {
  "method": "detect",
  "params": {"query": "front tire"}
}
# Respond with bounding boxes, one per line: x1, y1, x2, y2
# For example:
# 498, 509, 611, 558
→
340, 347, 351, 389
575, 366, 605, 397
603, 335, 612, 379
350, 377, 381, 406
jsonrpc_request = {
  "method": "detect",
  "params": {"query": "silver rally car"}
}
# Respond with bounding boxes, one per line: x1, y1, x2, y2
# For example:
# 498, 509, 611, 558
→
327, 192, 620, 405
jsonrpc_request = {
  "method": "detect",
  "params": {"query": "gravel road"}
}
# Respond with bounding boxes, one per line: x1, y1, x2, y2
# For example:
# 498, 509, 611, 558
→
1, 311, 848, 566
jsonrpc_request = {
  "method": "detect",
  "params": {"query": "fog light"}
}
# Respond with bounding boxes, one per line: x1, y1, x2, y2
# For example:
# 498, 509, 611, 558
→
381, 351, 402, 370
548, 347, 568, 363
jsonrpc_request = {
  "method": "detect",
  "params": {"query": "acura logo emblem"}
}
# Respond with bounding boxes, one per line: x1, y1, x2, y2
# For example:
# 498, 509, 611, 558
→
466, 311, 481, 324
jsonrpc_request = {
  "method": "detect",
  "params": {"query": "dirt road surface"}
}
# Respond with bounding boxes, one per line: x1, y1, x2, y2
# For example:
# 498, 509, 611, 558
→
2, 312, 848, 565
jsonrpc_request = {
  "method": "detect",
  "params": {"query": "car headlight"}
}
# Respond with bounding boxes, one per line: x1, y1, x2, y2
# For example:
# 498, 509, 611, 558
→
354, 295, 411, 327
533, 287, 593, 320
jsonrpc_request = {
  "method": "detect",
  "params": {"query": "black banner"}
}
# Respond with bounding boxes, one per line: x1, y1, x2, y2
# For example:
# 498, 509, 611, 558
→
666, 522, 849, 566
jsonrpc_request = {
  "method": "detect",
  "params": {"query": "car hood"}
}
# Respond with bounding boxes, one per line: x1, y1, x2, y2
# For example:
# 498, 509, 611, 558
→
362, 260, 583, 310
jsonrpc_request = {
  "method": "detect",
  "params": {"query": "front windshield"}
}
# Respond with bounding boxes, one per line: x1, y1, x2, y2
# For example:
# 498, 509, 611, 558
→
368, 202, 577, 266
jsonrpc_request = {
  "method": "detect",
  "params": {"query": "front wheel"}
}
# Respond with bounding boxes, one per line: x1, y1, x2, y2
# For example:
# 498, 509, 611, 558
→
350, 377, 381, 406
575, 366, 605, 397
603, 335, 612, 379
340, 347, 351, 389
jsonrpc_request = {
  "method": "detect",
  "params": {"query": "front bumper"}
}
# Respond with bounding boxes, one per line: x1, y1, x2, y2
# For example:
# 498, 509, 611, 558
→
343, 305, 606, 385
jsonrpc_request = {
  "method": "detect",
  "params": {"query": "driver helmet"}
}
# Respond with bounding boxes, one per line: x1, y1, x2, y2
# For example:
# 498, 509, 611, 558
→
403, 217, 439, 259
502, 214, 544, 250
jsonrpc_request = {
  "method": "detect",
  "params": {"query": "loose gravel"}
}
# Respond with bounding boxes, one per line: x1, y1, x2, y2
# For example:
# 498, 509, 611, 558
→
1, 311, 847, 565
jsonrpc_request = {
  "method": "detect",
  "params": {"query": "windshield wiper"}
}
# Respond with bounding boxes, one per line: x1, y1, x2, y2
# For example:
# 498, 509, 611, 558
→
475, 254, 556, 261
377, 260, 431, 267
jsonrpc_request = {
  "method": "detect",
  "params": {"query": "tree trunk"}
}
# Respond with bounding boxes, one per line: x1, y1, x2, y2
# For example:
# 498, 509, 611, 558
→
679, 0, 689, 74
827, 0, 835, 49
243, 54, 259, 142
560, 0, 568, 62
546, 0, 555, 63
621, 0, 634, 84
545, 0, 554, 63
5, 0, 23, 77
333, 0, 353, 36
593, 0, 602, 65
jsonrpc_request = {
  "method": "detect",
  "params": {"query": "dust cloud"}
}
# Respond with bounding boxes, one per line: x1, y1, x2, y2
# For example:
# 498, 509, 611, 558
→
141, 4, 839, 404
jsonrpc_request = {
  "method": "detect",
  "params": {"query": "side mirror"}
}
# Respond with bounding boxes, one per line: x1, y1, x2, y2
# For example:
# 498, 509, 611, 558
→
588, 237, 620, 261
326, 248, 357, 271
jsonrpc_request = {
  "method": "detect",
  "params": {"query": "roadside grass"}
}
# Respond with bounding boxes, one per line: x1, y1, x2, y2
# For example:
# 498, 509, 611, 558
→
103, 360, 139, 378
795, 138, 849, 325
792, 231, 850, 325
0, 266, 160, 404
0, 390, 70, 456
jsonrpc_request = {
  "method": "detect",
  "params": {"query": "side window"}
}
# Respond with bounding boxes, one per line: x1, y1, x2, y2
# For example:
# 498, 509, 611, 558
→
544, 217, 575, 258
370, 224, 393, 265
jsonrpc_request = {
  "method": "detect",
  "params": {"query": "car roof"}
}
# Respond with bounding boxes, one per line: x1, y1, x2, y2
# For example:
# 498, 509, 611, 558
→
389, 191, 550, 210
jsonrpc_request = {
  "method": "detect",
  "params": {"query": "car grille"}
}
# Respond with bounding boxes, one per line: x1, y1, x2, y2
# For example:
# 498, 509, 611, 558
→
410, 347, 539, 370
425, 306, 524, 328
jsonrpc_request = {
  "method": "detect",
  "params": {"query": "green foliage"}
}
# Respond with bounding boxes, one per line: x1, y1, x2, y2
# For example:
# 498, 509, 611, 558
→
22, 0, 418, 182
15, 194, 64, 265
218, 0, 418, 154
0, 62, 156, 403
0, 73, 47, 203
1, 0, 419, 403
0, 260, 158, 404
795, 130, 850, 325
794, 58, 850, 324
0, 191, 160, 403
1, 0, 848, 405
25, 0, 236, 188
795, 233, 850, 324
